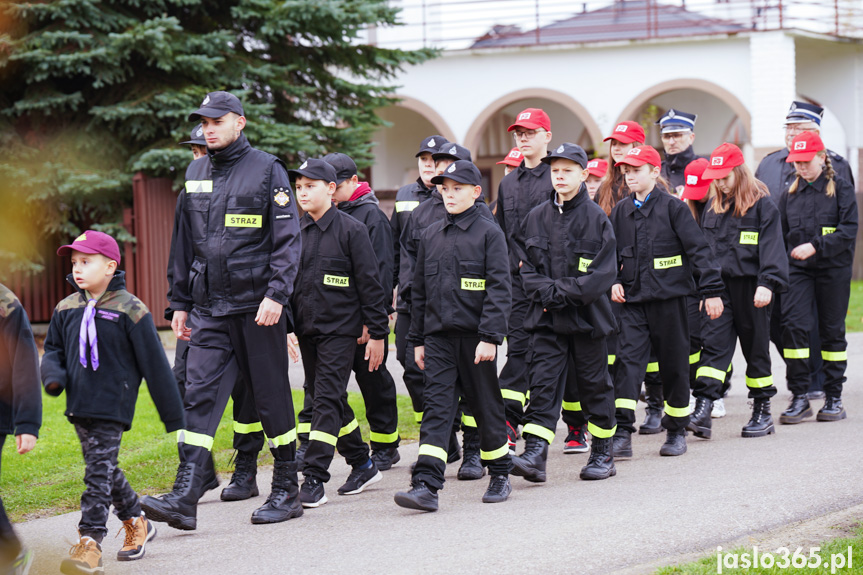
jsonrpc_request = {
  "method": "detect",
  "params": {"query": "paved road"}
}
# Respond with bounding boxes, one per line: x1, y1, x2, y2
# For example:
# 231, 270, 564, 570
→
15, 334, 863, 574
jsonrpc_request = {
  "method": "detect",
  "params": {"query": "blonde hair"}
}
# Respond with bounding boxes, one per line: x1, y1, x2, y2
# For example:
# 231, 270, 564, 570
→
709, 164, 768, 217
788, 152, 835, 197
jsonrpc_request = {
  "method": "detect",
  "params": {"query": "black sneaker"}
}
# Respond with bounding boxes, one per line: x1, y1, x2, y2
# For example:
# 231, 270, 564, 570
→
563, 424, 589, 454
299, 477, 327, 508
394, 481, 438, 512
506, 421, 518, 454
337, 462, 382, 495
371, 447, 401, 471
482, 475, 512, 503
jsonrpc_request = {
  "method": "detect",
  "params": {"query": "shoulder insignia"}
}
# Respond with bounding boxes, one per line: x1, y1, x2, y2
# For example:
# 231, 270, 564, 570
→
98, 291, 150, 324
274, 187, 291, 207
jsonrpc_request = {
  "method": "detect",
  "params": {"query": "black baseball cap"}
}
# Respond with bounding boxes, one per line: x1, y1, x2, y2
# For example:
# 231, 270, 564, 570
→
416, 135, 447, 157
179, 124, 206, 146
542, 142, 589, 169
189, 91, 245, 121
432, 143, 472, 163
431, 160, 482, 186
288, 158, 338, 184
322, 153, 358, 184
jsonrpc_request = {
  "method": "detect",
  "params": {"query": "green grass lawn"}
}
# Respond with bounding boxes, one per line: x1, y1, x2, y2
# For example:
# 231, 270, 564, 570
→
848, 280, 863, 332
0, 387, 419, 522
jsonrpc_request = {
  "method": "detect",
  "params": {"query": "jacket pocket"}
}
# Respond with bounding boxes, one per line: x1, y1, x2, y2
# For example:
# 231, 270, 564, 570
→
224, 196, 264, 240
569, 239, 600, 276
226, 252, 271, 303
187, 199, 210, 244
619, 245, 636, 283
190, 257, 208, 306
524, 236, 550, 275
321, 257, 352, 289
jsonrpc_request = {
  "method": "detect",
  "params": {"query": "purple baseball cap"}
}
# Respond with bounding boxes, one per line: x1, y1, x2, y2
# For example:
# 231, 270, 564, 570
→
57, 230, 122, 264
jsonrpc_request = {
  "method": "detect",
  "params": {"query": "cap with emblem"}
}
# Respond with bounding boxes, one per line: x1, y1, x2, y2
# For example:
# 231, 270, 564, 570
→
603, 121, 646, 145
701, 143, 745, 180
615, 145, 662, 168
541, 142, 589, 169
656, 108, 697, 133
416, 135, 448, 157
432, 143, 473, 163
586, 158, 609, 178
322, 153, 358, 184
784, 101, 823, 126
680, 158, 712, 200
288, 158, 338, 184
180, 124, 206, 146
57, 230, 122, 264
431, 160, 482, 186
188, 91, 245, 121
497, 147, 524, 167
785, 131, 824, 163
507, 108, 551, 132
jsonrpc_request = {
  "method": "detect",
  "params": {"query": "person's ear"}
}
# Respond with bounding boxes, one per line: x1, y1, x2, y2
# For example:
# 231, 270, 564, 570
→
106, 259, 118, 275
544, 131, 553, 144
328, 182, 337, 194
580, 168, 589, 182
472, 185, 482, 200
236, 115, 246, 132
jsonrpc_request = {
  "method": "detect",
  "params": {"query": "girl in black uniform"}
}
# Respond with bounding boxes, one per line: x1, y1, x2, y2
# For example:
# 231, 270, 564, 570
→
688, 143, 788, 439
778, 131, 858, 424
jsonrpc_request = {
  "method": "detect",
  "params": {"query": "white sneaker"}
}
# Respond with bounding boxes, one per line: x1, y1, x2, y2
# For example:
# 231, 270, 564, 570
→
711, 398, 726, 419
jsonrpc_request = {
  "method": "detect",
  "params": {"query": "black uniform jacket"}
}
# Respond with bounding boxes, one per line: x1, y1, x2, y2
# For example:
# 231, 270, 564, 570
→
391, 178, 435, 312
661, 146, 704, 190
519, 188, 618, 338
41, 273, 185, 432
495, 161, 553, 274
293, 206, 390, 340
0, 285, 41, 437
756, 147, 854, 196
609, 188, 724, 303
700, 195, 789, 292
338, 187, 395, 314
778, 172, 858, 270
171, 133, 301, 317
399, 191, 493, 311
409, 205, 511, 345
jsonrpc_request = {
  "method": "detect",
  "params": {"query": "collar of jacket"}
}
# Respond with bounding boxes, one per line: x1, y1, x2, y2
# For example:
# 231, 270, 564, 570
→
345, 181, 376, 204
621, 186, 668, 217
445, 204, 481, 230
550, 184, 589, 211
66, 271, 127, 300
665, 145, 697, 170
207, 132, 251, 167
415, 177, 435, 196
300, 203, 338, 231
517, 161, 549, 180
798, 169, 829, 193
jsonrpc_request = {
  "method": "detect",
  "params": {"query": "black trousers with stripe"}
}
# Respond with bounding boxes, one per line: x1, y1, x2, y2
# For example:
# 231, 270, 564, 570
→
498, 279, 531, 428
395, 312, 425, 421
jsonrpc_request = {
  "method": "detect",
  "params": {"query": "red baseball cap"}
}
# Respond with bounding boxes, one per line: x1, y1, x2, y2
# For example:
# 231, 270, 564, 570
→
507, 108, 551, 132
615, 145, 661, 168
497, 147, 524, 167
603, 121, 646, 144
681, 158, 712, 200
785, 131, 824, 163
57, 230, 122, 263
586, 158, 609, 178
702, 143, 744, 180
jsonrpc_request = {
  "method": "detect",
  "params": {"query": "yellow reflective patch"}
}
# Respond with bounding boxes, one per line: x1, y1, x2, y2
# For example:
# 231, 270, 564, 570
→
297, 422, 311, 434
822, 227, 836, 235
696, 366, 726, 383
418, 444, 447, 462
822, 350, 847, 361
233, 421, 263, 434
370, 430, 399, 444
395, 201, 420, 213
225, 214, 262, 228
740, 231, 759, 245
461, 278, 486, 291
309, 430, 338, 446
646, 361, 659, 373
578, 257, 593, 273
323, 274, 350, 287
607, 354, 616, 366
689, 351, 701, 364
664, 402, 689, 418
267, 429, 297, 448
501, 389, 526, 406
523, 423, 555, 444
185, 180, 213, 194
784, 348, 810, 359
480, 443, 510, 461
176, 430, 214, 450
587, 422, 617, 439
561, 401, 582, 412
461, 414, 477, 428
654, 255, 682, 269
615, 398, 637, 411
746, 375, 774, 388
339, 418, 359, 437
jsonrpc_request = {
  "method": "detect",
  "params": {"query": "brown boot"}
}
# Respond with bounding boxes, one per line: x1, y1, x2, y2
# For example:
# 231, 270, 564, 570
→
117, 513, 156, 561
60, 534, 103, 575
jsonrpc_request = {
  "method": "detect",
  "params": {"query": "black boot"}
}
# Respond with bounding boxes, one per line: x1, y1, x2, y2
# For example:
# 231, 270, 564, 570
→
295, 439, 308, 471
816, 396, 847, 422
371, 447, 401, 471
250, 460, 303, 524
686, 397, 713, 439
457, 430, 485, 481
579, 436, 616, 480
639, 384, 663, 435
140, 462, 201, 531
394, 480, 438, 512
221, 450, 260, 501
612, 430, 632, 459
447, 428, 461, 463
742, 398, 775, 437
779, 394, 813, 424
659, 429, 687, 456
510, 435, 548, 483
202, 452, 220, 492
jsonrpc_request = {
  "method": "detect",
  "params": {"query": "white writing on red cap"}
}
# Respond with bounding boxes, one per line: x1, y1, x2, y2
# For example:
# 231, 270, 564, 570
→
628, 148, 641, 156
615, 124, 628, 132
711, 157, 724, 166
587, 161, 598, 168
509, 150, 521, 158
686, 175, 699, 185
794, 141, 807, 150
518, 112, 532, 120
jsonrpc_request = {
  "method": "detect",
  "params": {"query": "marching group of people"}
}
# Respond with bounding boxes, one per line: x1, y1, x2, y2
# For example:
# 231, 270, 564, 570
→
0, 90, 857, 575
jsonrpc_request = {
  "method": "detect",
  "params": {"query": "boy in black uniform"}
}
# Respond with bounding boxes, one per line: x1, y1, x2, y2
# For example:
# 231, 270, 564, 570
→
0, 284, 41, 574
511, 143, 618, 483
290, 159, 390, 508
394, 160, 512, 512
41, 231, 184, 574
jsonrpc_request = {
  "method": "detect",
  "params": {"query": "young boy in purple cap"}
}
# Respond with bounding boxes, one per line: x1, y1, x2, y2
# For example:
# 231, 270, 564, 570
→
41, 230, 184, 574
394, 160, 512, 512
289, 159, 390, 508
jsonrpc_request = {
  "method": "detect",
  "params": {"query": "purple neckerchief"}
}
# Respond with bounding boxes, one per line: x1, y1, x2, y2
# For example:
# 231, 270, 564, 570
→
79, 298, 99, 370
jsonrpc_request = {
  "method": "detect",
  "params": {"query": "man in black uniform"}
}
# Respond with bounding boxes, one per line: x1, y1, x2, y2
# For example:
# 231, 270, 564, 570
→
657, 108, 703, 194
142, 91, 303, 527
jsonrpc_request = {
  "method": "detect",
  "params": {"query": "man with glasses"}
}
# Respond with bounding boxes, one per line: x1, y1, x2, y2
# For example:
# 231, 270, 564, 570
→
657, 109, 704, 195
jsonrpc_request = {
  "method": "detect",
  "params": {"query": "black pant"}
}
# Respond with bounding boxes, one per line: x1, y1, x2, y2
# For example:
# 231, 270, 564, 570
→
782, 266, 851, 397
180, 309, 296, 468
687, 293, 703, 389
771, 293, 825, 392
299, 335, 370, 483
395, 312, 425, 423
71, 418, 140, 543
499, 279, 531, 427
414, 335, 511, 491
614, 298, 691, 433
526, 331, 615, 443
561, 356, 587, 429
695, 277, 777, 401
0, 436, 20, 563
